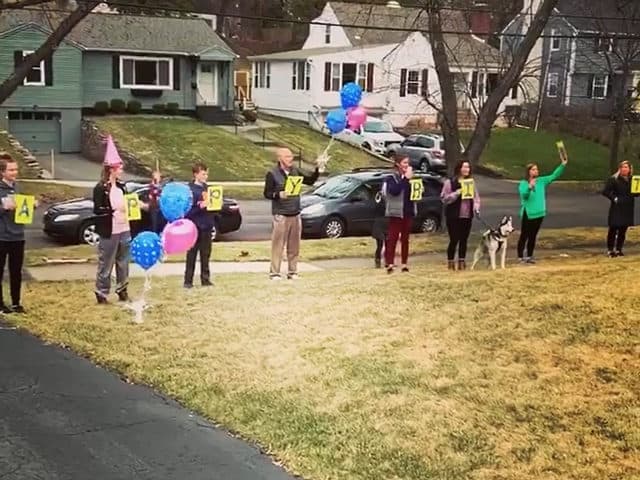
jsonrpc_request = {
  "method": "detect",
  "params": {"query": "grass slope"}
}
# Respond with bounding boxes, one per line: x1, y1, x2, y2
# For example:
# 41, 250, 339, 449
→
0, 131, 37, 179
467, 128, 610, 181
9, 256, 640, 480
94, 117, 274, 181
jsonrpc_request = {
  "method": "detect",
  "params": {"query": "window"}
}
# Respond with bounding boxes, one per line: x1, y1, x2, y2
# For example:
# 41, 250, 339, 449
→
254, 61, 271, 89
331, 63, 341, 91
547, 72, 559, 98
22, 51, 44, 86
120, 56, 173, 89
327, 62, 371, 91
357, 63, 367, 91
550, 29, 561, 51
595, 36, 614, 53
407, 70, 420, 95
292, 61, 310, 91
591, 74, 609, 99
325, 24, 331, 44
416, 136, 435, 148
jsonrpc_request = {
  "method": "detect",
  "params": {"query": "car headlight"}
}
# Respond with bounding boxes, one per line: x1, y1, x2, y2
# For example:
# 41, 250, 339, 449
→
53, 214, 80, 222
302, 203, 326, 216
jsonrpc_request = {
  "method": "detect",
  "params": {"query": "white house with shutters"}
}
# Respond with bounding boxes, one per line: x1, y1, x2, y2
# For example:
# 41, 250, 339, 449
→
248, 1, 522, 130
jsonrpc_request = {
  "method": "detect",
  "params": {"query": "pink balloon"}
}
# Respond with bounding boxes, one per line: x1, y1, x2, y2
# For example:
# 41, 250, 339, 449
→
162, 219, 198, 255
347, 106, 367, 130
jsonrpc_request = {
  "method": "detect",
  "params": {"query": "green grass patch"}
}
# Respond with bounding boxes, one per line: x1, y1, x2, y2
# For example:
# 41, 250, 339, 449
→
93, 117, 274, 181
20, 181, 89, 204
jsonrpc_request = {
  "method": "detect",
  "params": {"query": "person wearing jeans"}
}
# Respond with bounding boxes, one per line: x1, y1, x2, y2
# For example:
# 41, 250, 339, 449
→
184, 162, 217, 288
517, 155, 568, 264
602, 160, 637, 257
384, 154, 416, 274
263, 148, 322, 280
0, 152, 34, 314
93, 152, 135, 304
441, 160, 481, 271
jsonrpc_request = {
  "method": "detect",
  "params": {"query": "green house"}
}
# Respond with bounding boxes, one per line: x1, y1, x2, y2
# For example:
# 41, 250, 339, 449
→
0, 10, 237, 154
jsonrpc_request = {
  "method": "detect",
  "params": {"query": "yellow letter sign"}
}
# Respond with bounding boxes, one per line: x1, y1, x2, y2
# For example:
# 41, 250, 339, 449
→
14, 194, 35, 225
461, 179, 475, 200
409, 178, 424, 201
207, 185, 224, 211
632, 176, 640, 195
124, 193, 141, 221
284, 175, 304, 196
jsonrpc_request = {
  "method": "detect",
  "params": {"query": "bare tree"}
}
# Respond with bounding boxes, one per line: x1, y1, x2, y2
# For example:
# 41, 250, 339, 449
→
421, 0, 559, 173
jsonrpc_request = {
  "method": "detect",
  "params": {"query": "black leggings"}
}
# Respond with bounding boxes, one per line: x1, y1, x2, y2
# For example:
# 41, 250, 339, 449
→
446, 217, 473, 261
607, 226, 628, 252
374, 238, 384, 260
0, 240, 25, 307
517, 212, 544, 258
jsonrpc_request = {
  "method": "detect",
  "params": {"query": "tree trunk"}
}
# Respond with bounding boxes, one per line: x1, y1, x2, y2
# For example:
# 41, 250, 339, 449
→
0, 1, 100, 104
610, 70, 629, 174
426, 4, 461, 175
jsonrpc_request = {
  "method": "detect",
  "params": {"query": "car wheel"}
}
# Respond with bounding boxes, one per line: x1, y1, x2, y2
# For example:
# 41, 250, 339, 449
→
322, 216, 345, 238
419, 159, 429, 173
79, 222, 100, 246
419, 215, 439, 234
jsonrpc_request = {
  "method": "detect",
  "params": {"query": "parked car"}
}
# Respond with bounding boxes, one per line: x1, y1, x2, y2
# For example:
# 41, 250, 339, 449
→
336, 117, 405, 155
43, 180, 242, 246
300, 169, 443, 239
385, 133, 464, 173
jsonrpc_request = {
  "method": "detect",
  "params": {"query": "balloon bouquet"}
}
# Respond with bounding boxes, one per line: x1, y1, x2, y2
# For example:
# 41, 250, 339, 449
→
321, 82, 368, 168
126, 182, 198, 323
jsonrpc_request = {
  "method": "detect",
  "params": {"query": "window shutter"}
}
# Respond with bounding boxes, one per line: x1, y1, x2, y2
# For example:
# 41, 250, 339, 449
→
44, 53, 53, 86
471, 71, 478, 98
421, 69, 428, 97
511, 83, 518, 99
400, 68, 407, 97
173, 57, 181, 91
587, 74, 594, 98
14, 50, 24, 67
324, 62, 331, 91
366, 63, 374, 92
112, 55, 120, 89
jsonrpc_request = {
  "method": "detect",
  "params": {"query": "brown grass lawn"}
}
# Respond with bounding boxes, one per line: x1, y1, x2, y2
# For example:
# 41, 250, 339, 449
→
7, 255, 640, 480
25, 226, 637, 267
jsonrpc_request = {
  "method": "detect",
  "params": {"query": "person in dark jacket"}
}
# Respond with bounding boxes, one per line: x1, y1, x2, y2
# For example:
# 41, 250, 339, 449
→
602, 160, 638, 257
263, 147, 321, 280
383, 153, 416, 273
0, 152, 36, 313
184, 161, 217, 288
440, 160, 481, 271
371, 188, 388, 268
93, 154, 141, 304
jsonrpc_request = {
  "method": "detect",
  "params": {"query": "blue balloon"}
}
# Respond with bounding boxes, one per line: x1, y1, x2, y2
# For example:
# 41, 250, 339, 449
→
130, 231, 163, 270
340, 82, 362, 110
325, 108, 347, 135
159, 182, 193, 223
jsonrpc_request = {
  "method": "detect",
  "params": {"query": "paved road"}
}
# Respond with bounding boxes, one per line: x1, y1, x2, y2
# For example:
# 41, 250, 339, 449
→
0, 325, 295, 480
26, 175, 611, 249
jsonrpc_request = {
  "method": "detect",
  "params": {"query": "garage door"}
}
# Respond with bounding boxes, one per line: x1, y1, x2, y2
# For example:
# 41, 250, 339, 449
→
8, 111, 61, 154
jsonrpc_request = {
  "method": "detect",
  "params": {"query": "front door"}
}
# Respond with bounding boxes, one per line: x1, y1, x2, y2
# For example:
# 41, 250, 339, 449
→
198, 63, 218, 105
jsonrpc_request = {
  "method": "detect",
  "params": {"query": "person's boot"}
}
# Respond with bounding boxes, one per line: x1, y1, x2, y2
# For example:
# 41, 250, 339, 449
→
447, 260, 456, 271
95, 292, 108, 305
458, 259, 466, 271
374, 257, 381, 268
117, 289, 129, 302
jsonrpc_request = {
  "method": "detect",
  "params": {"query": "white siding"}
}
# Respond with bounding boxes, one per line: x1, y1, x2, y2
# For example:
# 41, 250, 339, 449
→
252, 61, 311, 122
302, 3, 351, 49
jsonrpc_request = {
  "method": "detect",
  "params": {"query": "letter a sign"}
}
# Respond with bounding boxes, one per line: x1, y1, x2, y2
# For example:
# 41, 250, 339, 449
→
14, 194, 35, 225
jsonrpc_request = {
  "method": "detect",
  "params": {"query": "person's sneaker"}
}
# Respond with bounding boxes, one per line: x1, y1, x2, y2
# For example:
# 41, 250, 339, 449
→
95, 293, 108, 305
386, 265, 395, 274
526, 257, 537, 264
607, 251, 617, 258
401, 266, 409, 273
11, 305, 25, 314
116, 290, 129, 302
615, 251, 624, 257
201, 280, 213, 287
0, 304, 12, 314
519, 258, 528, 265
287, 273, 299, 280
183, 283, 193, 289
270, 275, 282, 281
374, 258, 381, 269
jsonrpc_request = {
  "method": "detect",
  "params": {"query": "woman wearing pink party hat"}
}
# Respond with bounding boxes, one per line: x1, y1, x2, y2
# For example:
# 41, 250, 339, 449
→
93, 136, 135, 304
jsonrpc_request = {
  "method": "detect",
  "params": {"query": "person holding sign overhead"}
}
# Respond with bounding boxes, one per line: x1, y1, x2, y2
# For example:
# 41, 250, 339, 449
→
383, 153, 417, 273
93, 137, 147, 304
602, 160, 639, 257
0, 153, 37, 314
263, 147, 321, 280
516, 144, 568, 264
184, 161, 217, 288
441, 160, 481, 271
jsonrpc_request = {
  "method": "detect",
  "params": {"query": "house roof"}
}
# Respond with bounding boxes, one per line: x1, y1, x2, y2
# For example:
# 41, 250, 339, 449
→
247, 45, 391, 61
557, 0, 640, 35
0, 10, 236, 57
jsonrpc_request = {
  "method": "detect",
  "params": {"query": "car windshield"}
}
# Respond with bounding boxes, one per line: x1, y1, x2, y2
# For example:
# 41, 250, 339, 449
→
312, 176, 360, 199
363, 121, 393, 133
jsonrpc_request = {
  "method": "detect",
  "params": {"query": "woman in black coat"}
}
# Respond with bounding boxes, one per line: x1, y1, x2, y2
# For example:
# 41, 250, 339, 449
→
602, 160, 637, 257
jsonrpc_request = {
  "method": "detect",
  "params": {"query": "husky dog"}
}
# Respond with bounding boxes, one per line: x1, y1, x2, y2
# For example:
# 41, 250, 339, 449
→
471, 216, 515, 270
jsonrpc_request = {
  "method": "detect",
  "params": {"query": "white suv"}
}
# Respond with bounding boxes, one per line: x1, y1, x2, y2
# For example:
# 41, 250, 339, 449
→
336, 117, 405, 155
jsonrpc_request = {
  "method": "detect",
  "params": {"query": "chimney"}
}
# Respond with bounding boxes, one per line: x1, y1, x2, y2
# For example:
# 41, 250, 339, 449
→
470, 11, 491, 39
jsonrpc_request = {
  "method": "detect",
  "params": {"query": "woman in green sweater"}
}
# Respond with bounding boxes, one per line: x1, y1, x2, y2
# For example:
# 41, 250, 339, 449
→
517, 156, 568, 263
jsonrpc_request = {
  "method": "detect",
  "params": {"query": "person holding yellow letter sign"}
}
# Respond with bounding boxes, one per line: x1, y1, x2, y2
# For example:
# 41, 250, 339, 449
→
441, 160, 481, 271
0, 153, 38, 314
263, 147, 321, 280
601, 160, 639, 257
